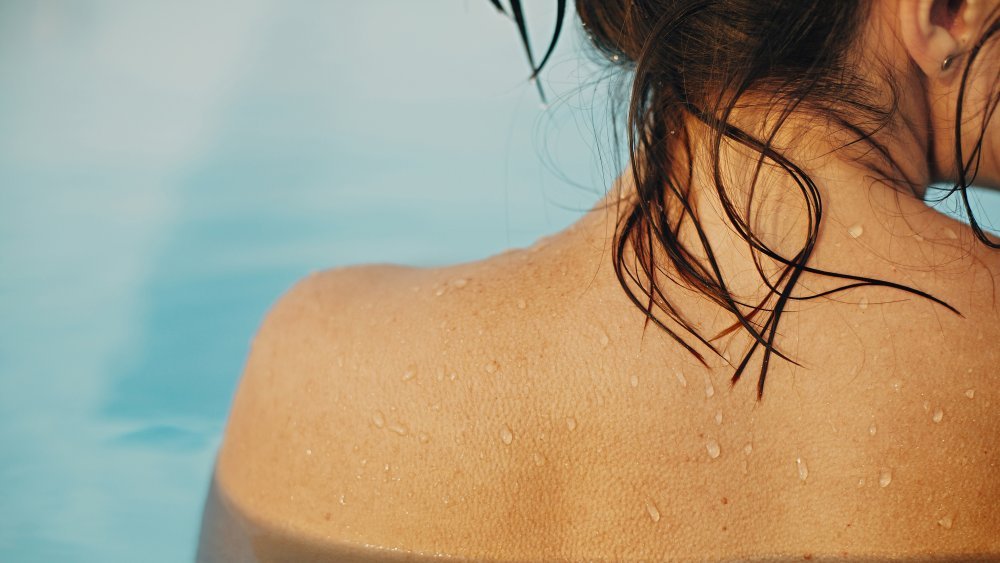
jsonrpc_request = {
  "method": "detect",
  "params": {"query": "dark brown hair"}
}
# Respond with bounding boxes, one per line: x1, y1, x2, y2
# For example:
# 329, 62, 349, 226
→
491, 0, 1000, 399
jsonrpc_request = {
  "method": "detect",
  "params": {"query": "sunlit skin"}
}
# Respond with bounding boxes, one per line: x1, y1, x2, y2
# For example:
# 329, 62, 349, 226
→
200, 1, 1000, 560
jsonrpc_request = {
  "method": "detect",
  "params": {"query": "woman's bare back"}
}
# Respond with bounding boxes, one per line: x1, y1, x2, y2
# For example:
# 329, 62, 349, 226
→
201, 195, 1000, 561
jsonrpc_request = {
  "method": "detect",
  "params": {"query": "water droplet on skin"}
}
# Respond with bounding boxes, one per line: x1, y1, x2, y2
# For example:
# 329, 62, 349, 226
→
436, 368, 445, 382
599, 332, 610, 347
532, 452, 546, 466
923, 401, 930, 412
339, 494, 346, 506
706, 439, 721, 459
796, 457, 809, 481
858, 477, 866, 488
704, 375, 716, 398
879, 469, 892, 488
566, 416, 577, 431
401, 368, 416, 382
499, 424, 514, 445
858, 296, 869, 310
434, 286, 446, 297
869, 423, 877, 436
484, 361, 499, 374
305, 448, 313, 456
388, 422, 409, 436
449, 372, 457, 381
675, 370, 688, 387
630, 374, 639, 388
743, 443, 753, 455
372, 410, 386, 428
943, 227, 958, 240
965, 389, 975, 399
516, 299, 527, 310
645, 500, 661, 522
715, 411, 723, 425
932, 408, 944, 423
891, 380, 903, 393
938, 514, 954, 529
913, 233, 925, 241
418, 432, 430, 444
451, 278, 468, 288
848, 224, 864, 238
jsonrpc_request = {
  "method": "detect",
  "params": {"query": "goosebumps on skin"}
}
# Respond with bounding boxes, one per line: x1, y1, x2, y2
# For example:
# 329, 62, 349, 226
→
199, 1, 1000, 561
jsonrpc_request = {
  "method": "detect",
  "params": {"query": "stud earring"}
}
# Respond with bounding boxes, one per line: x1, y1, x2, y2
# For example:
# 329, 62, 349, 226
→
941, 54, 957, 72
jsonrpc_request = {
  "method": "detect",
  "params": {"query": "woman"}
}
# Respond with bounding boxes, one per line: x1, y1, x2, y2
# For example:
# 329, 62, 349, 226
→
199, 0, 1000, 560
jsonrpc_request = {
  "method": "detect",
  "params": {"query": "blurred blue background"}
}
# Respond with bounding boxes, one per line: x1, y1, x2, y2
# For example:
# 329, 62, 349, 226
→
0, 2, 997, 562
0, 2, 608, 561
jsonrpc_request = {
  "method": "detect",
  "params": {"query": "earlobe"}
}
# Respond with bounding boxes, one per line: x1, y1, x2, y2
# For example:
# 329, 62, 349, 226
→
898, 0, 963, 77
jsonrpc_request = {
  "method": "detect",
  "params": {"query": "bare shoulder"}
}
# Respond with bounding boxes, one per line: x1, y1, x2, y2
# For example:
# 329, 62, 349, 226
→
211, 253, 576, 557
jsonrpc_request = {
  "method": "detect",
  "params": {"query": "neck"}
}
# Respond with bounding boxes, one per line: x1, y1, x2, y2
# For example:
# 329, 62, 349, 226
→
588, 102, 957, 314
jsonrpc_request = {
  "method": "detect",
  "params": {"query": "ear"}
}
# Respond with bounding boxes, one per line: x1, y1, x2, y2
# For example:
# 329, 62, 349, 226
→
898, 0, 987, 78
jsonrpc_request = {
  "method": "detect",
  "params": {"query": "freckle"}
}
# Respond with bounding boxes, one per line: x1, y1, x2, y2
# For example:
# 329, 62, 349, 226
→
848, 224, 864, 238
721, 497, 728, 505
324, 512, 331, 521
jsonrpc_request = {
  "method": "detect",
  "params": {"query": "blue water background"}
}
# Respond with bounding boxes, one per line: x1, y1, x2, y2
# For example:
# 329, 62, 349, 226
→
0, 3, 997, 562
